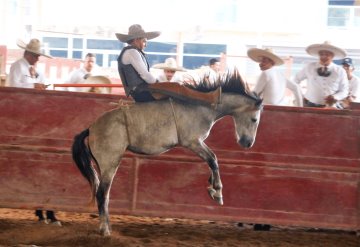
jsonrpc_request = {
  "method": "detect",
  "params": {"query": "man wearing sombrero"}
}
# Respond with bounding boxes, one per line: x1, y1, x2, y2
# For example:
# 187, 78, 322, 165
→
340, 58, 360, 104
152, 57, 187, 83
294, 41, 348, 108
116, 24, 219, 104
8, 38, 52, 90
247, 48, 303, 107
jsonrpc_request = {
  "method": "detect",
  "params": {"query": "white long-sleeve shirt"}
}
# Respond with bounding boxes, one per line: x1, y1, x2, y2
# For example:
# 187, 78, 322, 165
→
253, 67, 303, 106
66, 66, 102, 92
8, 58, 46, 88
294, 62, 348, 105
121, 48, 156, 84
349, 75, 360, 102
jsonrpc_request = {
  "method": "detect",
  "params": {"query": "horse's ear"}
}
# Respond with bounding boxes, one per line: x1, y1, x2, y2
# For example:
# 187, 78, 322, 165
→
255, 98, 263, 108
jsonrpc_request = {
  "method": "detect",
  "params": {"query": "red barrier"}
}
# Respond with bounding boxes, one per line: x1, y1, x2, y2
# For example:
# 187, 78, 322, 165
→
0, 87, 359, 231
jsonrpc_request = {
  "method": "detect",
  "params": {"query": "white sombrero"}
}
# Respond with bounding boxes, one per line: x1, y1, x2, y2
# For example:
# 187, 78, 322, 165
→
152, 58, 187, 72
306, 41, 346, 59
115, 24, 161, 43
247, 48, 284, 66
17, 38, 52, 58
85, 75, 112, 84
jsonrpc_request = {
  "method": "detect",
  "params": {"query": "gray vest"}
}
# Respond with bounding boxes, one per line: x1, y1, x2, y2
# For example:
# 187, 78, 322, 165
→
117, 46, 149, 96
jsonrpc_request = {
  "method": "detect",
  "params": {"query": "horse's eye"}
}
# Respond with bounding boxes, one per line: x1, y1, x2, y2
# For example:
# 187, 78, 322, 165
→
251, 118, 257, 123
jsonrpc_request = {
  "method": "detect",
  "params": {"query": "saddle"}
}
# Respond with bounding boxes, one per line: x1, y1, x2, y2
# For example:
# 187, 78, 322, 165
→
147, 82, 221, 105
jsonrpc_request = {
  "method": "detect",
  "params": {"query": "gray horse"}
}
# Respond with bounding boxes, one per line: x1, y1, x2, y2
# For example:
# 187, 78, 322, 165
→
72, 71, 263, 236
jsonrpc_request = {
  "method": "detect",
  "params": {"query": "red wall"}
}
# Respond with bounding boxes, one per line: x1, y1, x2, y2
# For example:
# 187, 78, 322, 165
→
0, 87, 359, 231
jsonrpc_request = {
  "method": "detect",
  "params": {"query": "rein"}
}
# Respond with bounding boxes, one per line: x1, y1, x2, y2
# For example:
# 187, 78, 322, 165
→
169, 98, 180, 144
122, 107, 132, 146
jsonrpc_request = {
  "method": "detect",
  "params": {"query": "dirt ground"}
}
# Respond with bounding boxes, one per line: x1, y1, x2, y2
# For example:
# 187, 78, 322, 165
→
0, 208, 359, 247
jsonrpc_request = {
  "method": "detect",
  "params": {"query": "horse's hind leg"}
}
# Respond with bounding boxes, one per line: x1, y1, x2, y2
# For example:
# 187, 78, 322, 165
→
89, 132, 127, 236
96, 164, 119, 236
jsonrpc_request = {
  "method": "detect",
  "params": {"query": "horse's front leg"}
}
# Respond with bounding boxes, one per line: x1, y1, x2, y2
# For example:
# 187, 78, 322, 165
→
206, 159, 223, 205
188, 142, 223, 205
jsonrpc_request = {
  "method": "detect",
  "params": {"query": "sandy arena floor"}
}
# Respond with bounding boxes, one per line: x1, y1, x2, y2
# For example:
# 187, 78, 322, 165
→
0, 208, 359, 247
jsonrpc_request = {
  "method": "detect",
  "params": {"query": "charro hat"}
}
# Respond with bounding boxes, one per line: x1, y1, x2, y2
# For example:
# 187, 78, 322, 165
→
17, 38, 52, 58
152, 58, 187, 72
85, 75, 112, 84
306, 41, 346, 59
247, 48, 284, 66
115, 24, 161, 43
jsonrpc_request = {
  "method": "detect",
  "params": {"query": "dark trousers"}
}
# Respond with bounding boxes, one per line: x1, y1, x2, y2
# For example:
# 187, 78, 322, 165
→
35, 210, 57, 221
131, 90, 155, 102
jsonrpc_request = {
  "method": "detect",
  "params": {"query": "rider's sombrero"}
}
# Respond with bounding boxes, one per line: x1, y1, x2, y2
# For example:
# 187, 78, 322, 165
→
306, 41, 346, 59
115, 24, 161, 43
17, 38, 53, 58
152, 58, 187, 72
247, 48, 284, 66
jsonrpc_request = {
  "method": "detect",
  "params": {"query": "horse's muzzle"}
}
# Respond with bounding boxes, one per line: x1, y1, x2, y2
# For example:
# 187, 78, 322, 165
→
239, 136, 254, 149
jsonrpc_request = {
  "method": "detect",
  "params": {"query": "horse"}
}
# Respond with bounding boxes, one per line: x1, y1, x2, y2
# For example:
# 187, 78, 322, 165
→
71, 70, 263, 236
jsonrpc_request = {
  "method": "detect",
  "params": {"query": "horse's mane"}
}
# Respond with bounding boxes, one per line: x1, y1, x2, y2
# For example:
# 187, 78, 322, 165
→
183, 69, 261, 103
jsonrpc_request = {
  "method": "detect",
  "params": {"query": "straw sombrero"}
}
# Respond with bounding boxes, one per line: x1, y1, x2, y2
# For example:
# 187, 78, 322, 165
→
247, 48, 284, 66
85, 75, 112, 84
306, 41, 346, 59
152, 58, 187, 72
115, 24, 160, 43
17, 38, 52, 58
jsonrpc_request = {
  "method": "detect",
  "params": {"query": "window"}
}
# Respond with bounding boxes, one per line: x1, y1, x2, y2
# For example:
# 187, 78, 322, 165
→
328, 0, 360, 27
329, 1, 356, 6
183, 56, 217, 69
184, 43, 226, 55
86, 39, 122, 50
108, 54, 119, 67
146, 42, 177, 53
72, 51, 82, 59
328, 7, 351, 26
73, 38, 83, 49
147, 54, 174, 67
49, 50, 67, 58
43, 37, 68, 48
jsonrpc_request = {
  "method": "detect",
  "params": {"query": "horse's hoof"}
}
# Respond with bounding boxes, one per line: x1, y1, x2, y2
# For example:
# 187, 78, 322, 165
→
100, 228, 111, 237
214, 196, 223, 205
207, 187, 223, 205
47, 220, 62, 227
207, 187, 216, 199
100, 223, 111, 236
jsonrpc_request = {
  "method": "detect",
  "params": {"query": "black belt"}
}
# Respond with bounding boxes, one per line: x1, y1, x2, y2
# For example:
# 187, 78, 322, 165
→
303, 98, 325, 108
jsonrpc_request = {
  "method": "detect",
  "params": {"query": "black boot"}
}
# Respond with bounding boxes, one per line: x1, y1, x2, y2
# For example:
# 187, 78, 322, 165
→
35, 210, 45, 221
46, 210, 62, 226
254, 224, 271, 231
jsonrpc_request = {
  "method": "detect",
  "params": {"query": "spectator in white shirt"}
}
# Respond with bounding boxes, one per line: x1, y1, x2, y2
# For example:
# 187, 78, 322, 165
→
67, 53, 104, 92
247, 48, 303, 107
8, 38, 61, 225
341, 58, 360, 104
209, 58, 221, 73
294, 41, 348, 108
8, 39, 52, 90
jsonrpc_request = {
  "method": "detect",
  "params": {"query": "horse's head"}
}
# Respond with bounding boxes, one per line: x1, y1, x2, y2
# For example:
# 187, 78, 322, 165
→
184, 69, 263, 149
232, 98, 263, 149
213, 69, 263, 149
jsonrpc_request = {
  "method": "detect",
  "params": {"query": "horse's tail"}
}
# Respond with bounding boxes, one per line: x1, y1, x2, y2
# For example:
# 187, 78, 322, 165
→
71, 128, 99, 206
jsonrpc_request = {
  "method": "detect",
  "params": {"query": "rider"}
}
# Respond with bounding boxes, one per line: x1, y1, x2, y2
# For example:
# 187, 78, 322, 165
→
116, 24, 220, 104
